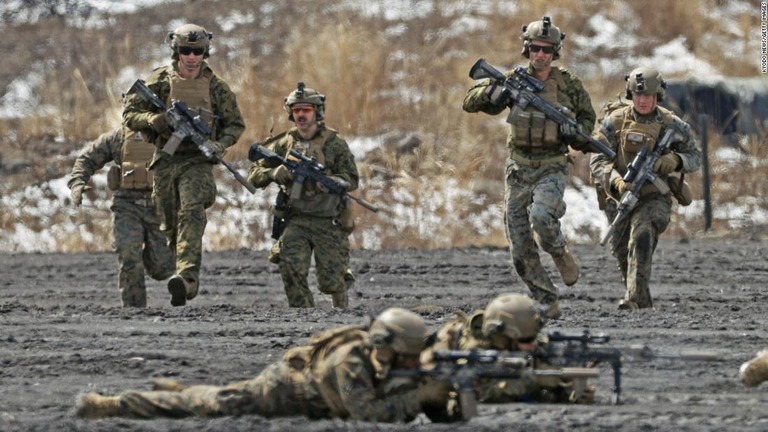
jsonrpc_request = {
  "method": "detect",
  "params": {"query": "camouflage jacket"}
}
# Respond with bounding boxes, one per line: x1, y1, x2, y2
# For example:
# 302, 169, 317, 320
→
590, 104, 702, 190
122, 62, 245, 157
284, 325, 425, 422
462, 62, 596, 155
425, 311, 583, 404
67, 128, 150, 200
247, 123, 359, 218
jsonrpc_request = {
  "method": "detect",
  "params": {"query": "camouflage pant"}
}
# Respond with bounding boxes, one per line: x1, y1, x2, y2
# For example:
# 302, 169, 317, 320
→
152, 157, 216, 284
269, 234, 356, 293
504, 160, 569, 305
116, 362, 328, 419
111, 195, 175, 307
606, 195, 671, 308
279, 216, 347, 307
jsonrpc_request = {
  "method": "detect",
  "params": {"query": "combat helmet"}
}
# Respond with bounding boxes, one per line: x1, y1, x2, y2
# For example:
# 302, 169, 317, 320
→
166, 23, 213, 58
481, 293, 542, 341
521, 16, 566, 59
369, 308, 427, 356
625, 67, 667, 101
284, 82, 326, 121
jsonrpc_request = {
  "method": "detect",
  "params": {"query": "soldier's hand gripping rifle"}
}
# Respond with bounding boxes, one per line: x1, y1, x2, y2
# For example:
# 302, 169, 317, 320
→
248, 144, 380, 213
128, 79, 256, 194
468, 58, 616, 160
539, 330, 718, 405
391, 349, 598, 421
599, 127, 677, 245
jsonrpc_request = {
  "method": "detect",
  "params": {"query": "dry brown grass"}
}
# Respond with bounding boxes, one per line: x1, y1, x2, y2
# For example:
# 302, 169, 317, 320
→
0, 0, 763, 251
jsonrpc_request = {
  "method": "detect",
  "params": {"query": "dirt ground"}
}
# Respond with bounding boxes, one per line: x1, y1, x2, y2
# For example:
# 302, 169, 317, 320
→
1, 237, 767, 432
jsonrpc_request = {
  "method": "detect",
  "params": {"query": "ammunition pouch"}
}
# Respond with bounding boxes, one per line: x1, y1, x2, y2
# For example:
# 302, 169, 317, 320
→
339, 200, 355, 233
107, 165, 122, 191
268, 240, 281, 264
667, 175, 692, 206
595, 185, 608, 211
509, 107, 559, 148
288, 191, 342, 218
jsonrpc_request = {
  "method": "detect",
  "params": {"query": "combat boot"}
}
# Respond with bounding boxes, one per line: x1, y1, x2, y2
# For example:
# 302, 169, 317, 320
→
168, 275, 187, 306
552, 246, 579, 286
617, 299, 639, 310
268, 241, 281, 264
152, 378, 187, 392
75, 393, 121, 418
740, 350, 768, 387
185, 279, 199, 301
344, 268, 356, 291
332, 291, 348, 309
544, 300, 562, 320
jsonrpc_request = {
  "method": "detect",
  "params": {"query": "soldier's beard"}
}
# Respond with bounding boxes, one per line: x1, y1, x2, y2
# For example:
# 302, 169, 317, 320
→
532, 58, 552, 70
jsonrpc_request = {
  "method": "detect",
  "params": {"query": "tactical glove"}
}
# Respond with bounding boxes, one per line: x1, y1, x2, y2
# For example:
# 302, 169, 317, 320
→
149, 113, 170, 134
271, 165, 293, 184
559, 123, 582, 140
414, 379, 452, 405
611, 177, 630, 197
317, 176, 349, 193
208, 140, 226, 157
485, 84, 511, 106
653, 152, 681, 175
70, 184, 90, 206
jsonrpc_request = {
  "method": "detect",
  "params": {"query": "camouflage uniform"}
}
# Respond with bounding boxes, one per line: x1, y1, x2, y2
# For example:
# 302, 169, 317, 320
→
81, 325, 430, 422
462, 62, 596, 307
426, 310, 588, 404
248, 123, 359, 308
590, 104, 701, 308
68, 129, 175, 307
123, 61, 245, 300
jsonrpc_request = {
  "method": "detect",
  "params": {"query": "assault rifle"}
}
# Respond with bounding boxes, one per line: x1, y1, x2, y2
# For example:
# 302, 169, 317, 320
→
248, 144, 380, 213
128, 79, 256, 194
468, 58, 616, 160
391, 349, 599, 420
599, 127, 677, 245
538, 330, 718, 405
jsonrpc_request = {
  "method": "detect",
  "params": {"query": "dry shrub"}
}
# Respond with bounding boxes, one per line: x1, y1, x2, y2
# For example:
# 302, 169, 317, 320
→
1, 0, 765, 251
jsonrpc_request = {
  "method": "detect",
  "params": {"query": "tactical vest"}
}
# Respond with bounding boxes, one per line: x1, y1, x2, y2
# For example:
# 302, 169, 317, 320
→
285, 128, 344, 218
616, 112, 664, 174
167, 68, 215, 153
508, 68, 566, 149
116, 130, 155, 190
282, 325, 370, 417
612, 107, 678, 198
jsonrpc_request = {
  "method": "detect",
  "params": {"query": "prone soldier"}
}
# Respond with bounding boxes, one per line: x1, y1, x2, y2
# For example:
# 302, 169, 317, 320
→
425, 293, 596, 404
76, 308, 451, 422
741, 350, 768, 387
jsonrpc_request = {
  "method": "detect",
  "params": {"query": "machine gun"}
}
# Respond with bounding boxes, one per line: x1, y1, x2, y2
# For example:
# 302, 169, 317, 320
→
391, 349, 598, 420
599, 127, 677, 245
248, 144, 380, 213
537, 330, 718, 405
468, 58, 616, 160
128, 79, 256, 194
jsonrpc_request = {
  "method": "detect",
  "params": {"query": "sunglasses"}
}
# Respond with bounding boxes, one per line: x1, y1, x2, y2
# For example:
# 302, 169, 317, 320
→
291, 106, 315, 115
178, 46, 205, 56
529, 44, 555, 54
